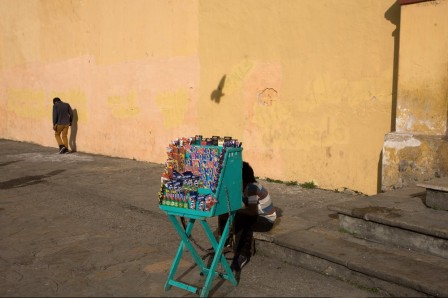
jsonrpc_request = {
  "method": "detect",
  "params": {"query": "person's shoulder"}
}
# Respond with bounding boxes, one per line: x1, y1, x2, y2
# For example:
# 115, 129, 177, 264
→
247, 183, 259, 192
256, 182, 269, 193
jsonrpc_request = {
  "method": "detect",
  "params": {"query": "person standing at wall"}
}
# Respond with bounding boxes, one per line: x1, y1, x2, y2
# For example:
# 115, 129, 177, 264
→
52, 97, 73, 154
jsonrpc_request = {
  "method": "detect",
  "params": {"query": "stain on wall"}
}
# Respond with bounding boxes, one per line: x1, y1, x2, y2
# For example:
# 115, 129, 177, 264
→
155, 89, 190, 129
108, 91, 140, 119
383, 133, 448, 190
7, 89, 47, 119
397, 87, 448, 135
225, 59, 254, 94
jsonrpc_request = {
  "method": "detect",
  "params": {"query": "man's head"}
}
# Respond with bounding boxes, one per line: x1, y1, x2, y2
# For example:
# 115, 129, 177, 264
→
243, 161, 257, 184
53, 97, 61, 104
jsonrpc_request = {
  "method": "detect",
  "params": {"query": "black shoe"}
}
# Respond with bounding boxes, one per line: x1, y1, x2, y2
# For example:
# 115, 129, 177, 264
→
60, 147, 69, 154
231, 254, 249, 272
59, 146, 65, 154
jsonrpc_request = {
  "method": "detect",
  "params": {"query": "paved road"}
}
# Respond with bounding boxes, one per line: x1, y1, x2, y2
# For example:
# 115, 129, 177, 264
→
0, 139, 376, 297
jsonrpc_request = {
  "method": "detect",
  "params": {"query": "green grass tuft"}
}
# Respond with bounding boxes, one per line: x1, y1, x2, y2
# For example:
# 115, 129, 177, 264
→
264, 178, 318, 189
285, 180, 298, 186
300, 181, 317, 189
266, 177, 283, 184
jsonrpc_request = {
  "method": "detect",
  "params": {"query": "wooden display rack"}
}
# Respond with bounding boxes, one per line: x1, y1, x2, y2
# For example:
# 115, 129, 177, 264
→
159, 146, 243, 297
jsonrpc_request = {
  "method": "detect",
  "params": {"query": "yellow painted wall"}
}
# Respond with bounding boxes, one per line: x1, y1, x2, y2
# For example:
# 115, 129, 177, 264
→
0, 0, 200, 161
0, 0, 402, 195
381, 0, 448, 191
396, 0, 448, 135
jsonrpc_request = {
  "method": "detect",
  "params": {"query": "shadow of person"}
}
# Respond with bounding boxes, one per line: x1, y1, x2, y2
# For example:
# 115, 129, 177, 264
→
69, 109, 78, 152
210, 75, 226, 103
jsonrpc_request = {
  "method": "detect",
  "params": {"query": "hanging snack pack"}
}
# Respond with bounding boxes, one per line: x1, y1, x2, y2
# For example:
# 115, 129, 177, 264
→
158, 135, 243, 217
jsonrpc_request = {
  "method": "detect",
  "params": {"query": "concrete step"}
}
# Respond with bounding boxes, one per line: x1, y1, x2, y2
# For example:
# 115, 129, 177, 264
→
253, 186, 448, 296
327, 187, 448, 259
417, 177, 448, 211
255, 227, 448, 297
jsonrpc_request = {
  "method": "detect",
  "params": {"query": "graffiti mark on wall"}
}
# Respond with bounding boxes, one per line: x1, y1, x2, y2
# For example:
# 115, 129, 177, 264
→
225, 59, 254, 94
155, 89, 189, 129
257, 88, 278, 106
253, 100, 296, 146
107, 91, 140, 119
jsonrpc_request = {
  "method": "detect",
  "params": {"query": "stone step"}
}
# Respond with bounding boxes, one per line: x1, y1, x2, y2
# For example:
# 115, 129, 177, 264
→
327, 188, 448, 259
417, 177, 448, 211
418, 177, 448, 192
255, 227, 448, 297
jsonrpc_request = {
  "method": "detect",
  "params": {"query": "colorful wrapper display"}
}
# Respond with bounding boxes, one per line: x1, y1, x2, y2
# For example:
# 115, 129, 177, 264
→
159, 135, 242, 211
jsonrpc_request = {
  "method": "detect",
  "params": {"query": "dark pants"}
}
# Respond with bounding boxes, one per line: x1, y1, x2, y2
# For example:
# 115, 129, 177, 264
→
218, 213, 274, 258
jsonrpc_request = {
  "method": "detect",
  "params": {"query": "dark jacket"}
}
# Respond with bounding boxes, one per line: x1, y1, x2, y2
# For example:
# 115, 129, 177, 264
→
53, 101, 73, 126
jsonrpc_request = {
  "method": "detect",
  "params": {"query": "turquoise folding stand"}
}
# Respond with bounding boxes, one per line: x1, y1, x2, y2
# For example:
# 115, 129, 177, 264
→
159, 146, 243, 297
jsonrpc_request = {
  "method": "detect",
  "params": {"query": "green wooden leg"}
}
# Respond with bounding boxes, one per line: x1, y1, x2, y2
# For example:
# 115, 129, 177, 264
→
167, 216, 208, 276
164, 213, 238, 297
200, 212, 237, 283
164, 215, 195, 290
199, 212, 237, 297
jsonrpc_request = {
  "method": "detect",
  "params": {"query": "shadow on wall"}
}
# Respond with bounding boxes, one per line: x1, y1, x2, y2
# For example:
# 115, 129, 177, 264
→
377, 151, 383, 193
377, 1, 401, 194
446, 107, 448, 136
210, 75, 226, 103
385, 1, 401, 133
69, 109, 78, 152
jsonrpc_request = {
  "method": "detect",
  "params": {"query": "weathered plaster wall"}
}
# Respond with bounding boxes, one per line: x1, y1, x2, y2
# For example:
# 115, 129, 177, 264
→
383, 133, 448, 189
396, 0, 448, 135
0, 0, 399, 195
382, 0, 448, 191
